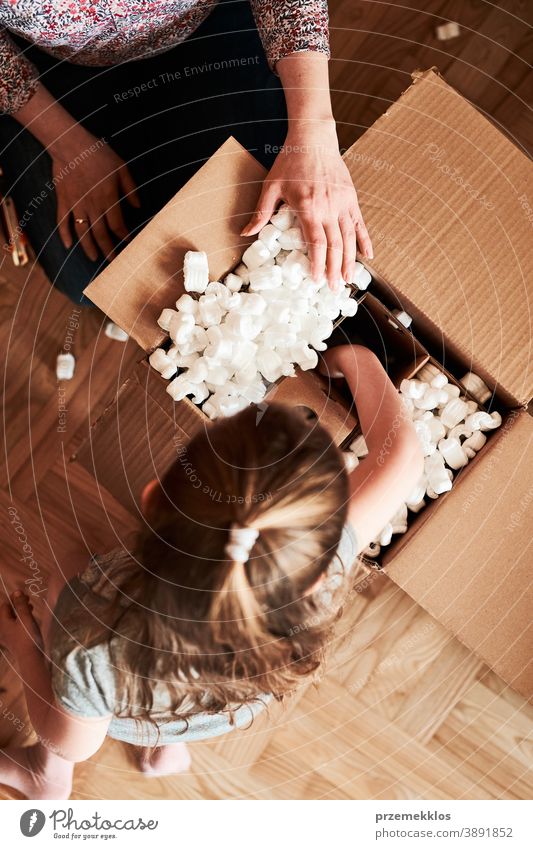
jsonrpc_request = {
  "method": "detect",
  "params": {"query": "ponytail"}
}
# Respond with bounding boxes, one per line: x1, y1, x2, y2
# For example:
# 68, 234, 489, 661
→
210, 560, 266, 643
210, 524, 265, 642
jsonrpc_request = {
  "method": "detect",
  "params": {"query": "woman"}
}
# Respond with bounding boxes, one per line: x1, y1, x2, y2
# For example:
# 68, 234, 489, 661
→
0, 0, 372, 303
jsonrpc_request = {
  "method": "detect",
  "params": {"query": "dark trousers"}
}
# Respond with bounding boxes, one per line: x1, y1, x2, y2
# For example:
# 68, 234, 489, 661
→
0, 0, 287, 304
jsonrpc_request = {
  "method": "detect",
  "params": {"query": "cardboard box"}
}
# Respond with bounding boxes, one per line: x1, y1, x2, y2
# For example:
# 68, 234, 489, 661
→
78, 70, 532, 698
339, 69, 533, 699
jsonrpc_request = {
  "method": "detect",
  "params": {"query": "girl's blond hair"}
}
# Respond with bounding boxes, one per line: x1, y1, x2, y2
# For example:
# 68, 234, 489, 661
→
65, 403, 349, 733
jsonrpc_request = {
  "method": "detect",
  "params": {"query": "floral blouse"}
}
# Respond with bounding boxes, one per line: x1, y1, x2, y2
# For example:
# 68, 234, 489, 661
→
0, 0, 329, 114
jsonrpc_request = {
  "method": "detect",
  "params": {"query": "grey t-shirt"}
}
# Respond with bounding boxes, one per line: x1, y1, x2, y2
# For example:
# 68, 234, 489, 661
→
50, 523, 358, 746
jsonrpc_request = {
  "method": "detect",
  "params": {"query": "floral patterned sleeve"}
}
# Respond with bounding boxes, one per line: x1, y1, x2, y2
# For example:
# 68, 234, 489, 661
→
0, 28, 39, 114
250, 0, 330, 70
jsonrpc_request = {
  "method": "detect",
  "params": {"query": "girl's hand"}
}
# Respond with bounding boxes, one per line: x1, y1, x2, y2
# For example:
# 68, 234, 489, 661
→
53, 127, 140, 262
0, 591, 44, 659
241, 123, 372, 289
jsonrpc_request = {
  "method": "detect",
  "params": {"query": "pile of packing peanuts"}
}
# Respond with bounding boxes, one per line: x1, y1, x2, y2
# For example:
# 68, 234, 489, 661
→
150, 204, 370, 419
346, 364, 502, 559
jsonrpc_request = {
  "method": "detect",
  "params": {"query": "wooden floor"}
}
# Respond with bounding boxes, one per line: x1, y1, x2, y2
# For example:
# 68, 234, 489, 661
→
1, 0, 532, 800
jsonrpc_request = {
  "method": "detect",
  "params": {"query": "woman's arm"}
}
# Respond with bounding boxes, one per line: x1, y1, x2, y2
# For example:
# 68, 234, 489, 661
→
242, 52, 372, 288
320, 345, 424, 552
12, 83, 139, 261
0, 592, 110, 762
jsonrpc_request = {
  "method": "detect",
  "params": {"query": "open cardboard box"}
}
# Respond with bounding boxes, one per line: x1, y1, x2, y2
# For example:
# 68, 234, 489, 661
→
75, 70, 532, 699
340, 69, 533, 699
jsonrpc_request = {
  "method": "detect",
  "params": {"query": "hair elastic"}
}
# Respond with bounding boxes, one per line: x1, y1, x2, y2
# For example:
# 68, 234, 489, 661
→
225, 524, 259, 563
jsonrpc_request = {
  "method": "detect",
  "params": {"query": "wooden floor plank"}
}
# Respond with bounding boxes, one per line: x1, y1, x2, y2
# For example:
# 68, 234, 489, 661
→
392, 641, 485, 742
432, 681, 533, 799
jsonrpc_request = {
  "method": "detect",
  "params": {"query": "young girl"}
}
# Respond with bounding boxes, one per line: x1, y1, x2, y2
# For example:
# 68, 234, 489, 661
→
0, 344, 422, 799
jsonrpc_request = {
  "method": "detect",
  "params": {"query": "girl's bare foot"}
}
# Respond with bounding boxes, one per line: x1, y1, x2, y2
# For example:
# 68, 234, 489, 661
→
137, 743, 191, 777
0, 742, 73, 800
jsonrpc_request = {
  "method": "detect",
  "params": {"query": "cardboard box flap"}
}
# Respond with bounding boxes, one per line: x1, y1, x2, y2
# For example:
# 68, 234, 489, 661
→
265, 368, 358, 446
383, 410, 533, 699
342, 69, 533, 406
84, 137, 266, 351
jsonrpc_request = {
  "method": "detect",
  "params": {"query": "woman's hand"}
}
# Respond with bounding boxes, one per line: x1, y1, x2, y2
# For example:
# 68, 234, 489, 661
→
0, 591, 44, 660
14, 84, 140, 262
52, 127, 140, 261
241, 122, 372, 290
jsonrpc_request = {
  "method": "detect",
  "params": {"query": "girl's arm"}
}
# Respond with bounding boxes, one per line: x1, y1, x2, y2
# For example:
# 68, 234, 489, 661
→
320, 345, 424, 552
0, 592, 110, 762
242, 52, 372, 288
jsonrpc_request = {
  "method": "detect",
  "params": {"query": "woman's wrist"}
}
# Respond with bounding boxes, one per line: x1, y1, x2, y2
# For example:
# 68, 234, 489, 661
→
286, 115, 337, 142
49, 123, 98, 162
283, 119, 339, 162
15, 82, 96, 160
277, 52, 337, 142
